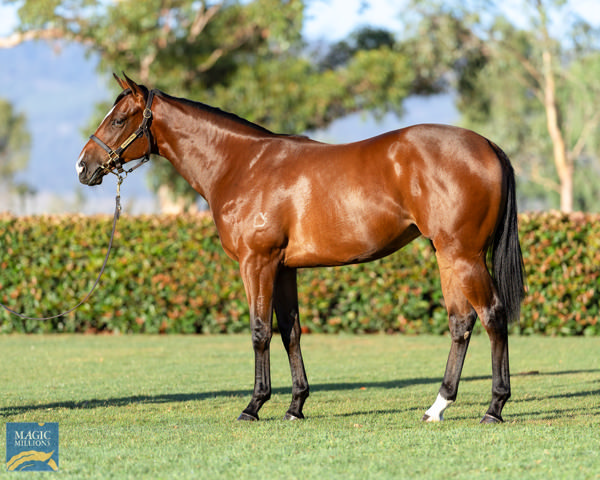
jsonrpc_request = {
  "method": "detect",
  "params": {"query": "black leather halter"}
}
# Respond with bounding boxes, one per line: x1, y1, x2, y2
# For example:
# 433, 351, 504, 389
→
90, 89, 156, 176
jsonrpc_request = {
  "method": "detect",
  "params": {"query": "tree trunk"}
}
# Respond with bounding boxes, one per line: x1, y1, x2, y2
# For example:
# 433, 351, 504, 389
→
536, 0, 573, 213
559, 163, 574, 212
542, 49, 573, 212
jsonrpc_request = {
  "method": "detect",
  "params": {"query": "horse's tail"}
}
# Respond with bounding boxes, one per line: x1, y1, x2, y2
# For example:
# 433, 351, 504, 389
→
488, 141, 525, 323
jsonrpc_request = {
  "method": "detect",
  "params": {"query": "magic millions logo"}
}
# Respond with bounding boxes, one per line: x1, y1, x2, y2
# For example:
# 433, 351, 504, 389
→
6, 423, 59, 472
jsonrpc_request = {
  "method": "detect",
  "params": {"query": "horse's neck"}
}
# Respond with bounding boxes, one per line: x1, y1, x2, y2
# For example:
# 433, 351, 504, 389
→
152, 94, 268, 204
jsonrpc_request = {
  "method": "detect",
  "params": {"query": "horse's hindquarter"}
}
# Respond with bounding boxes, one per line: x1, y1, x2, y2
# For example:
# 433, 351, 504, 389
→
395, 124, 505, 253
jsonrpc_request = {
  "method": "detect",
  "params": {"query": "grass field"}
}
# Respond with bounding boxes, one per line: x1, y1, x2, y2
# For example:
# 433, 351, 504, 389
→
1, 334, 599, 479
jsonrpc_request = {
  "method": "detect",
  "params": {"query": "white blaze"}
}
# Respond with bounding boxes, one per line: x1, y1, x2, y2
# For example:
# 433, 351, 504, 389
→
101, 105, 116, 124
76, 152, 85, 175
77, 105, 115, 176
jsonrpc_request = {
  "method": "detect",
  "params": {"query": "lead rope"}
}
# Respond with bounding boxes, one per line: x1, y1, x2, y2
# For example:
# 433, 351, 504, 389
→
0, 176, 124, 321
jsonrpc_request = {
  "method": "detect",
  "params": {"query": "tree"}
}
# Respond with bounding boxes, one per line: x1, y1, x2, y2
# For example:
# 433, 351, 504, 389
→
2, 0, 415, 211
0, 98, 31, 192
404, 0, 600, 212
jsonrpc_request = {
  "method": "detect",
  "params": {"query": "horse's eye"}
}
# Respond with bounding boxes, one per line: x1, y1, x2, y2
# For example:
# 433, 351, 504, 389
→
112, 118, 125, 127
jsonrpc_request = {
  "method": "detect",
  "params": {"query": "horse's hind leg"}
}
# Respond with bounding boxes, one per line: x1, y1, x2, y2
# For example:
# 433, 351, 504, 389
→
427, 251, 510, 423
456, 258, 510, 423
423, 253, 477, 422
274, 267, 309, 420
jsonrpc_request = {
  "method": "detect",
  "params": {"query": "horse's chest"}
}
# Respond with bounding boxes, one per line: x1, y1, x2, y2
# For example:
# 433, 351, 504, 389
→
213, 204, 287, 261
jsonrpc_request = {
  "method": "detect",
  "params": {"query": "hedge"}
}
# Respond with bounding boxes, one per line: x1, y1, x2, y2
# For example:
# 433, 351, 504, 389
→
1, 211, 599, 335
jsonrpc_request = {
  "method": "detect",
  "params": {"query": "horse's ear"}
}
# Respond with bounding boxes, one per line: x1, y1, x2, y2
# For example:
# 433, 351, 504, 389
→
113, 73, 128, 90
122, 72, 144, 98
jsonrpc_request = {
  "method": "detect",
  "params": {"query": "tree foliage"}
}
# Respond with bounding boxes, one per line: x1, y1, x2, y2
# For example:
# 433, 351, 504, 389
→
0, 98, 30, 189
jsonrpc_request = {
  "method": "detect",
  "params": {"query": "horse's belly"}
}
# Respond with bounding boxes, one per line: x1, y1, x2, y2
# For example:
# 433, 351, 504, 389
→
283, 219, 420, 268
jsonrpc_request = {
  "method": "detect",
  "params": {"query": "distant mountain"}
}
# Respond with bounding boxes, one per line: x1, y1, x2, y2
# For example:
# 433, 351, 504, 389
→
0, 41, 154, 214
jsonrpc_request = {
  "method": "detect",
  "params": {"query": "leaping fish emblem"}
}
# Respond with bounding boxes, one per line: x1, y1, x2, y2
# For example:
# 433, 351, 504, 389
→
7, 450, 58, 471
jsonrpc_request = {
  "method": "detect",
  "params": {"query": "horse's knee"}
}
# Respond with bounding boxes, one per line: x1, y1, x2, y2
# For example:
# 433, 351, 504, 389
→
251, 317, 272, 350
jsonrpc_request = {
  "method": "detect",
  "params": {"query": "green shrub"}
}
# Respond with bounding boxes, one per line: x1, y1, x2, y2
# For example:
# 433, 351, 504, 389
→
1, 211, 598, 335
518, 211, 600, 336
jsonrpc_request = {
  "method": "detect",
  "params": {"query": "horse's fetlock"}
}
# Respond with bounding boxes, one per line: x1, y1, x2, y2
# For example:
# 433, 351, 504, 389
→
493, 387, 511, 402
258, 391, 271, 403
295, 384, 310, 400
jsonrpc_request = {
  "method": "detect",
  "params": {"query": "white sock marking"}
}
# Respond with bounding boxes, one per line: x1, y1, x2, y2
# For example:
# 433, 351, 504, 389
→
424, 393, 453, 422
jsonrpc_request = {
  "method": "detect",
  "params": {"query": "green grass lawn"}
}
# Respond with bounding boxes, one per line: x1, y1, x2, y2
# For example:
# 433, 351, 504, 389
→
1, 334, 599, 479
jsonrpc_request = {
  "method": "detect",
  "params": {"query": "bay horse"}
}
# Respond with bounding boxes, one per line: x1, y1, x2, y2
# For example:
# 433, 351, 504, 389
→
77, 74, 525, 424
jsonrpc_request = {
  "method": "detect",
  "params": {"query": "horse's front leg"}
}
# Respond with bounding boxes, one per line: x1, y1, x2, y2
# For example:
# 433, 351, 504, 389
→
237, 253, 279, 421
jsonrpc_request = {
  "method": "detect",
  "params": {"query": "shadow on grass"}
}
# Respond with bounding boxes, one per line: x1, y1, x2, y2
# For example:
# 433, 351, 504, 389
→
2, 369, 599, 418
0, 378, 440, 417
509, 404, 600, 422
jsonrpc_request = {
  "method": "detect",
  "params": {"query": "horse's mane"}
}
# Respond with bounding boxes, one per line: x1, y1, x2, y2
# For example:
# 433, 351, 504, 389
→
114, 86, 306, 138
155, 91, 275, 135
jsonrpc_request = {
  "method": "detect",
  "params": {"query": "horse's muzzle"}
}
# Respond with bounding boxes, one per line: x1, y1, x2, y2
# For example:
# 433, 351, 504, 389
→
77, 160, 104, 186
85, 167, 106, 186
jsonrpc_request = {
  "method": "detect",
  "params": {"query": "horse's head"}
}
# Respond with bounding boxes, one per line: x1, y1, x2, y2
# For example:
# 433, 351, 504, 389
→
77, 74, 154, 186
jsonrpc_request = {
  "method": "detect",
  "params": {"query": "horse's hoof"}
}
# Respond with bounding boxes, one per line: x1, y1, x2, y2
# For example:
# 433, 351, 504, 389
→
422, 414, 443, 422
283, 411, 305, 421
480, 413, 503, 424
237, 412, 259, 421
